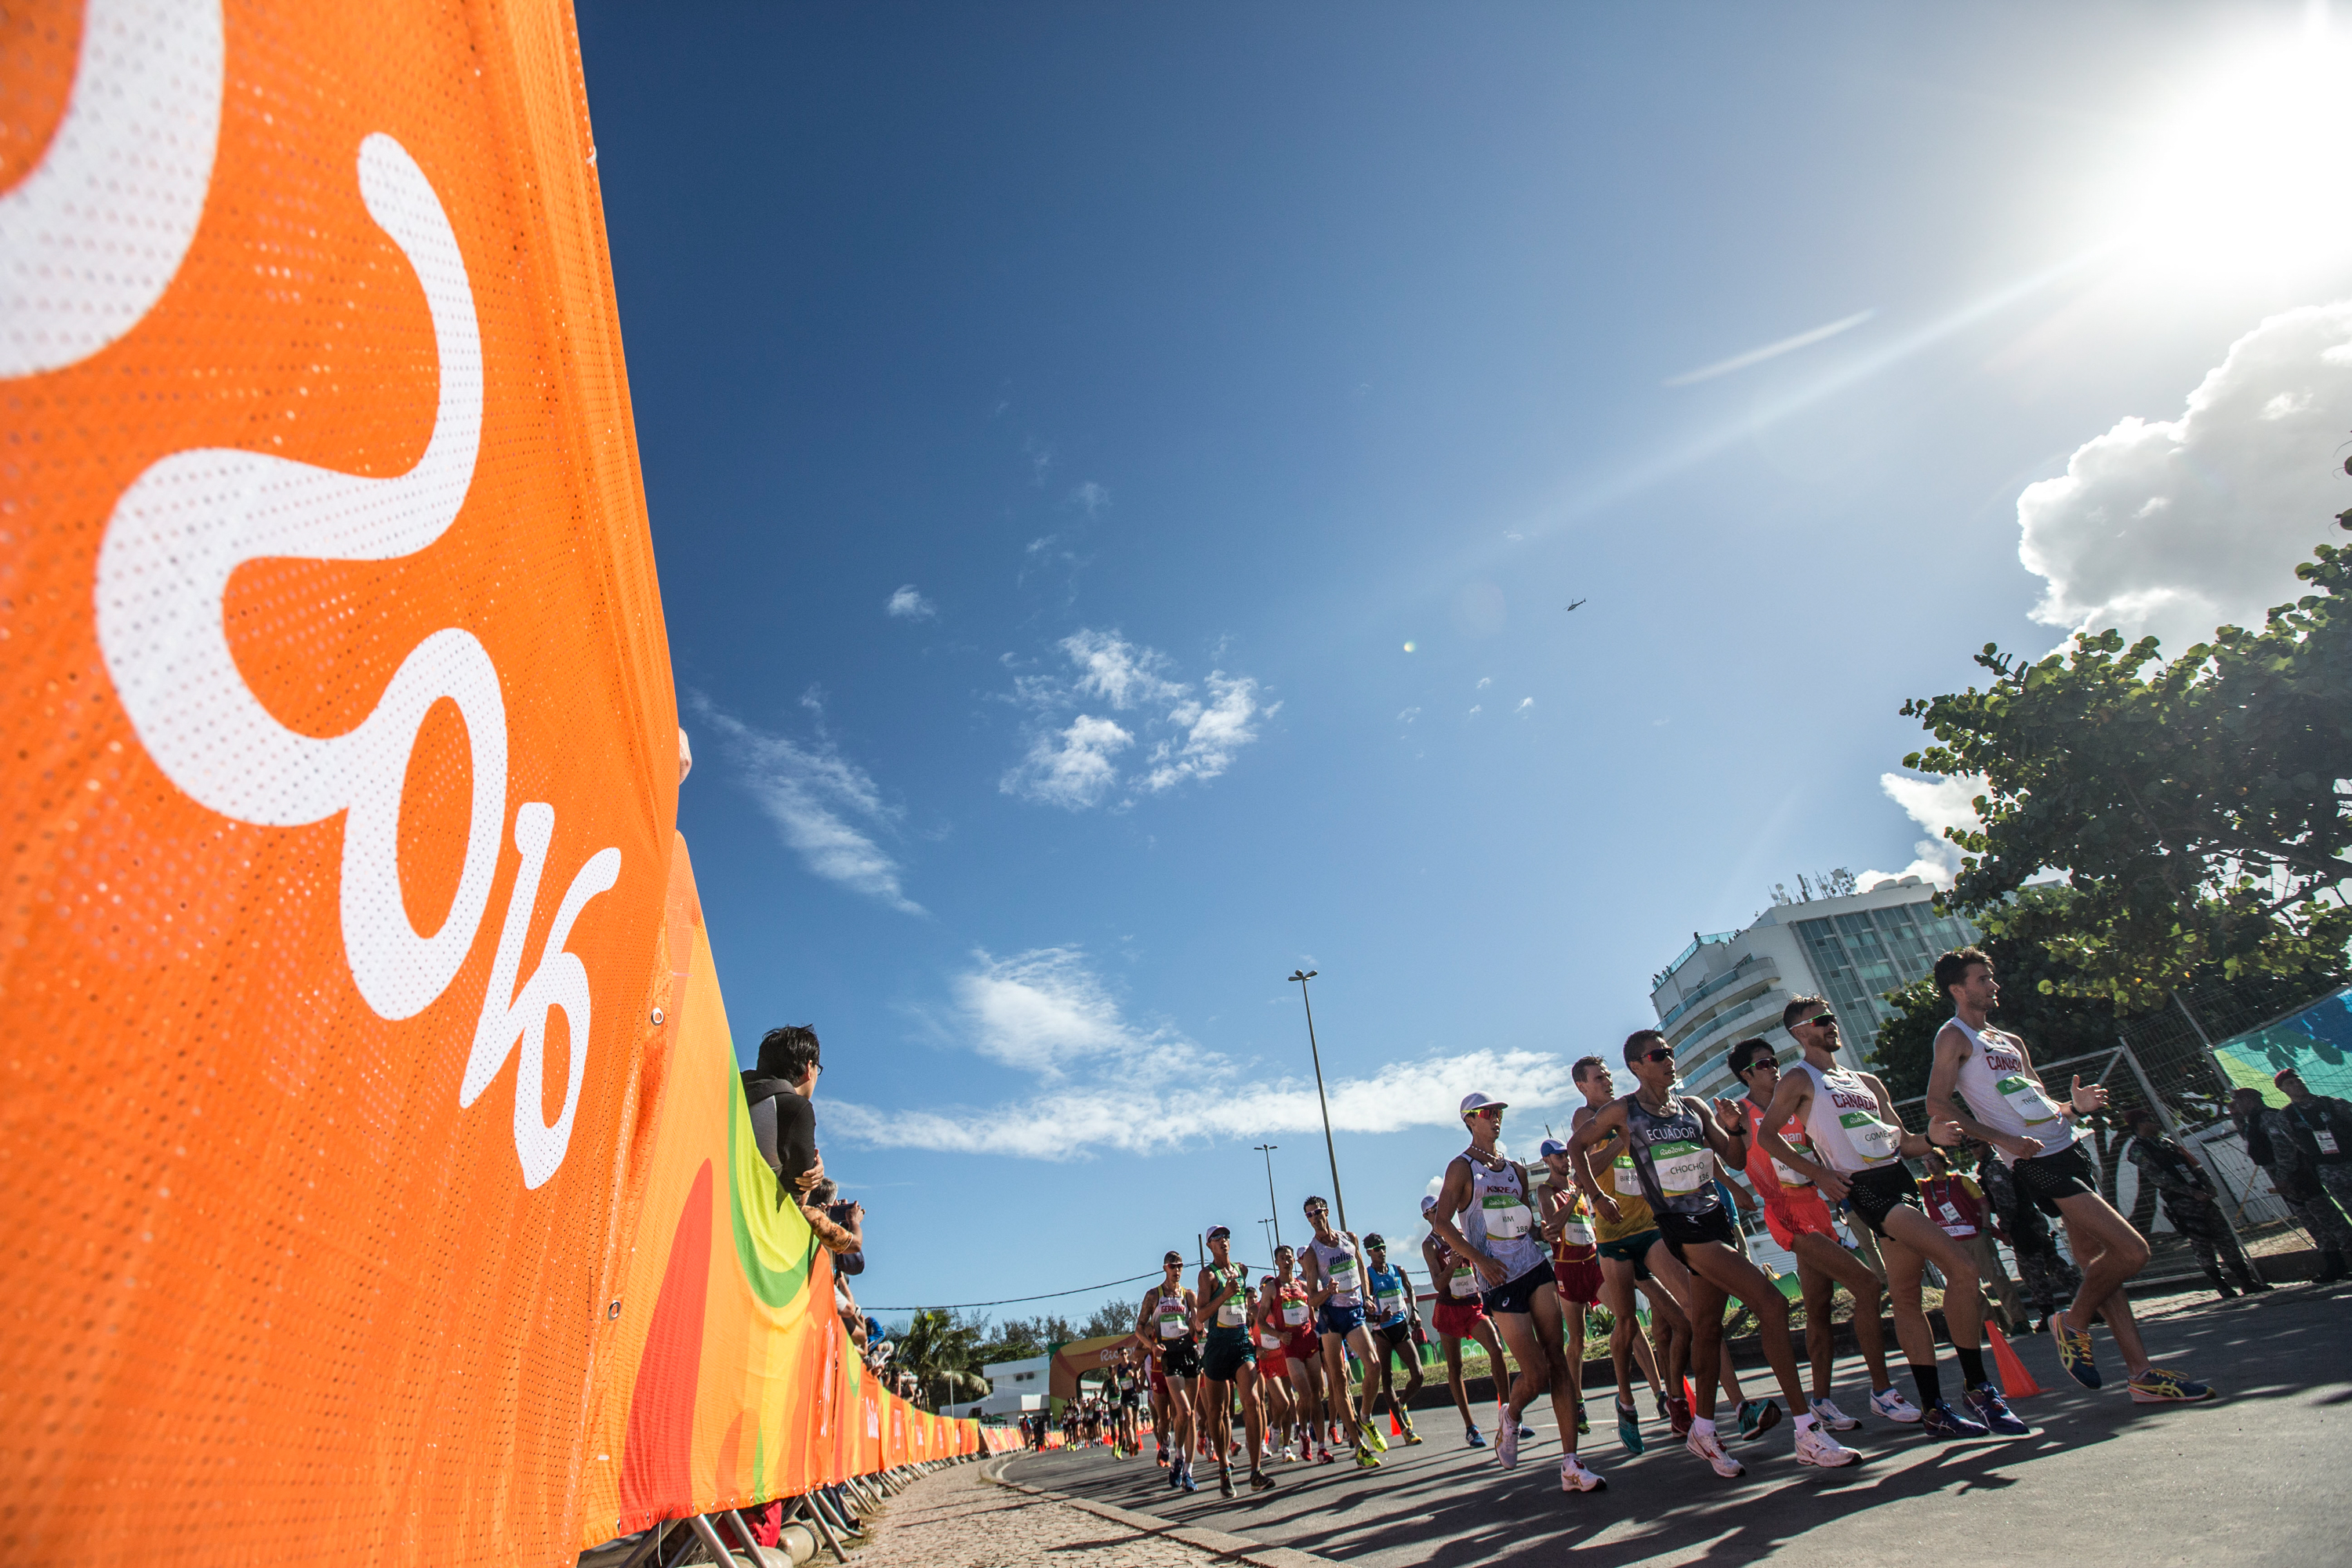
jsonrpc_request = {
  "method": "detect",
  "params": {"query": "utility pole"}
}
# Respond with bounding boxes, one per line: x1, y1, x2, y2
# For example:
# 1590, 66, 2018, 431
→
1288, 969, 1349, 1233
1254, 1142, 1282, 1251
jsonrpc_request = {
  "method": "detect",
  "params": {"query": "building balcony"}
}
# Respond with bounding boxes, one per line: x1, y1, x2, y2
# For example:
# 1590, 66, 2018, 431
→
1662, 960, 1782, 1049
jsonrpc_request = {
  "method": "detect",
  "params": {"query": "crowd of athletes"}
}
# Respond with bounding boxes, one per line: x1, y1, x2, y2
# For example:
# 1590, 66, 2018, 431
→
1072, 946, 2350, 1501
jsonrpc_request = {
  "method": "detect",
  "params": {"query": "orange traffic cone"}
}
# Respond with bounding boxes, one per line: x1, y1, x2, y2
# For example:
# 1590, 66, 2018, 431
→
1389, 1408, 1405, 1437
1987, 1324, 2042, 1398
1682, 1376, 1697, 1410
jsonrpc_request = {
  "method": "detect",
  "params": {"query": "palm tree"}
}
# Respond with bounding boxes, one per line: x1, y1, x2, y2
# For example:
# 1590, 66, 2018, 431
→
891, 1308, 988, 1412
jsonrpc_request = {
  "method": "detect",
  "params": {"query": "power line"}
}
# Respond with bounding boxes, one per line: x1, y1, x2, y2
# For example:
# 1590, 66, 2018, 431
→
859, 1260, 1280, 1315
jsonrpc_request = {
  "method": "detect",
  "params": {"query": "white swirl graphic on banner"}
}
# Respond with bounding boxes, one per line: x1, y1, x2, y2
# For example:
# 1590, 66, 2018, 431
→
89, 131, 617, 1189
0, 0, 223, 377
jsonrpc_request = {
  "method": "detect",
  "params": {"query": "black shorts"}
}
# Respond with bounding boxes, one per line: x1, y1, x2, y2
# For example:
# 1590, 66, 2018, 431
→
1374, 1318, 1414, 1356
1201, 1334, 1257, 1382
1480, 1261, 1555, 1316
1843, 1166, 1924, 1239
1596, 1230, 1660, 1280
1656, 1206, 1739, 1264
1120, 1389, 1141, 1409
1159, 1339, 1202, 1379
2011, 1142, 2096, 1215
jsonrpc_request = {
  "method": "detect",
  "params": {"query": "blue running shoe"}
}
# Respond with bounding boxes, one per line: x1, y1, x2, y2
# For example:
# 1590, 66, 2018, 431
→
1616, 1399, 1645, 1456
2050, 1317, 2102, 1389
1965, 1385, 2030, 1436
1920, 1399, 1990, 1440
1465, 1423, 1487, 1448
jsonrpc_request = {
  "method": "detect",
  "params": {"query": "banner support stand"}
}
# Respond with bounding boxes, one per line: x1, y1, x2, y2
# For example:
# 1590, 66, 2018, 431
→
687, 1514, 739, 1566
789, 1497, 851, 1566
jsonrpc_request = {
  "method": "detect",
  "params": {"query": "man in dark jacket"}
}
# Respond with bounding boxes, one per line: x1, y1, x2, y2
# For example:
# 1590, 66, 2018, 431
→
2277, 1069, 2352, 1215
2232, 1087, 2351, 1283
2121, 1110, 2267, 1298
744, 1024, 824, 1203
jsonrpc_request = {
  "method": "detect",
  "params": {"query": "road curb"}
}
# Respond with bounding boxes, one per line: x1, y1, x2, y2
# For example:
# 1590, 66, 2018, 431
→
980, 1456, 1340, 1568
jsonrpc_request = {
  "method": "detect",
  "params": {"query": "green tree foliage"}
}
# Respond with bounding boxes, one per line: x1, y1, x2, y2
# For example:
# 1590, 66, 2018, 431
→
1079, 1297, 1139, 1341
890, 1308, 989, 1406
971, 1312, 1076, 1367
1900, 539, 2352, 1011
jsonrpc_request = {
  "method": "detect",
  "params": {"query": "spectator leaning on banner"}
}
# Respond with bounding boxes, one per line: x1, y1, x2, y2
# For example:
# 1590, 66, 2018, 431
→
743, 1025, 825, 1203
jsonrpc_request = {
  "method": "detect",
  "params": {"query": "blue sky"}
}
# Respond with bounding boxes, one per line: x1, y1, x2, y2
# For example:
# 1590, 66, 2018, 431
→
574, 1, 2352, 1321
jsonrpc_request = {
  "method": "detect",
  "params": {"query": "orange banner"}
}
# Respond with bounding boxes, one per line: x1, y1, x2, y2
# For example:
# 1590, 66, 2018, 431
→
0, 4, 1008, 1564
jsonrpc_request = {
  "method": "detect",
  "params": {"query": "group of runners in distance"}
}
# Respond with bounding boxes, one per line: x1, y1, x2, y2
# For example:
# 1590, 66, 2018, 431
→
1117, 947, 2217, 1501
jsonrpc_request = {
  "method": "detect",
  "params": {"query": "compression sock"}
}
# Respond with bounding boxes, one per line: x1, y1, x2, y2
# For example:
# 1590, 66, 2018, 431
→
1955, 1345, 1988, 1392
1910, 1363, 1942, 1410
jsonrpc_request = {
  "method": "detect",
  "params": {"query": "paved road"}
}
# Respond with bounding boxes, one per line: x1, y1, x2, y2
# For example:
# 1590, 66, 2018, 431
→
1005, 1280, 2352, 1566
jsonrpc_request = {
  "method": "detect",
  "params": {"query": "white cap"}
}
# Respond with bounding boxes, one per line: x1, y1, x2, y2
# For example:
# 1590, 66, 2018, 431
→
1420, 1195, 1439, 1214
1459, 1091, 1508, 1118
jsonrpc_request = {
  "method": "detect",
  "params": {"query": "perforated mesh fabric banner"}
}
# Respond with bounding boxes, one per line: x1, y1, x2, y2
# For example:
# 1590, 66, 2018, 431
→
0, 4, 1008, 1563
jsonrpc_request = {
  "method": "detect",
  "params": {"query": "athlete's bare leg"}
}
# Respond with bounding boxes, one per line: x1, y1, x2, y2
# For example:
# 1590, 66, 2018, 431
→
2053, 1191, 2154, 1376
1674, 1243, 1809, 1421
1790, 1233, 1893, 1396
1488, 1284, 1583, 1458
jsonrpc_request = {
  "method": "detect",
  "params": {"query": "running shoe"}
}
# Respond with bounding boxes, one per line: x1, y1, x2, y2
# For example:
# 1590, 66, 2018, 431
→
2050, 1316, 2102, 1389
1965, 1384, 2030, 1436
1519, 1421, 1537, 1440
1360, 1417, 1388, 1453
1667, 1396, 1693, 1438
1250, 1470, 1278, 1493
1178, 1465, 1199, 1494
1354, 1446, 1382, 1471
1615, 1399, 1645, 1456
1400, 1418, 1424, 1446
1560, 1454, 1608, 1493
1218, 1471, 1236, 1499
1465, 1423, 1486, 1448
2128, 1367, 2216, 1405
1793, 1423, 1860, 1468
1745, 1399, 1782, 1442
1686, 1423, 1744, 1478
1809, 1397, 1860, 1432
1655, 1390, 1673, 1426
1868, 1388, 1922, 1424
2244, 1279, 2275, 1293
1497, 1414, 1521, 1470
1279, 1443, 1294, 1463
1736, 1399, 1761, 1439
1919, 1399, 1990, 1440
1317, 1445, 1336, 1465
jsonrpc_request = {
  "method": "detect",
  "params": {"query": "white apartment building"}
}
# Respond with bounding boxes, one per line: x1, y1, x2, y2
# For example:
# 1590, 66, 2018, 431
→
967, 1352, 1051, 1419
1645, 876, 1980, 1105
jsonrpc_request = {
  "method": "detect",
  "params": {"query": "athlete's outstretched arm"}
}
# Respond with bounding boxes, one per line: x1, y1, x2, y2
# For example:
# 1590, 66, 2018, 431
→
1755, 1072, 1841, 1200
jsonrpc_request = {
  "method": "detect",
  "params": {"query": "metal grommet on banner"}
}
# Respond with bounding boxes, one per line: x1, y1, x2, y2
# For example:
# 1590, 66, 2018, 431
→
607, 1300, 623, 1320
649, 1007, 665, 1025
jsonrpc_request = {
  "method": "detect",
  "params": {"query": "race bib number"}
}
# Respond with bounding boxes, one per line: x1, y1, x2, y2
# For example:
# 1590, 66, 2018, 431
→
1482, 1190, 1533, 1240
1555, 1205, 1594, 1248
1994, 1073, 2066, 1131
1156, 1300, 1188, 1339
1374, 1286, 1405, 1319
2318, 1131, 2342, 1156
1766, 1117, 1815, 1187
1327, 1254, 1359, 1298
1258, 1327, 1284, 1350
1613, 1149, 1644, 1198
1840, 1110, 1900, 1165
1281, 1298, 1309, 1327
1450, 1261, 1475, 1298
1216, 1296, 1247, 1328
1650, 1137, 1711, 1199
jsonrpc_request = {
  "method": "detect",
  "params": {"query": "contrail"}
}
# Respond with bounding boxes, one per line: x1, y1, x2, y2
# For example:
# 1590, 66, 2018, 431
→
1664, 308, 1877, 387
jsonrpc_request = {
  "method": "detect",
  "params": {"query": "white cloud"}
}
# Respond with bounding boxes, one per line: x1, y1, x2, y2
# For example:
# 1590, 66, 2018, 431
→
2016, 300, 2352, 655
1515, 697, 1534, 713
1003, 713, 1133, 810
1396, 706, 1421, 724
1000, 630, 1272, 810
1476, 677, 1492, 690
885, 584, 936, 620
1070, 480, 1110, 516
693, 697, 923, 914
824, 949, 1582, 1159
1858, 771, 1984, 892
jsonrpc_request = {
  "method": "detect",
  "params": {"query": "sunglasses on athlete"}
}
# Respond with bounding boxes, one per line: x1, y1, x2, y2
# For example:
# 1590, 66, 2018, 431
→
1802, 1013, 1836, 1029
1640, 1047, 1674, 1064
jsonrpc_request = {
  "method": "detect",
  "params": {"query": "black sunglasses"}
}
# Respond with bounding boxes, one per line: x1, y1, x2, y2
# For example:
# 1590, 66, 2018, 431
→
1802, 1013, 1836, 1029
1641, 1047, 1675, 1064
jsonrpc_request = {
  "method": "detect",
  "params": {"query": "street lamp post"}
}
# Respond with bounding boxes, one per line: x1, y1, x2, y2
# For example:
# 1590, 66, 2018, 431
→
1287, 969, 1349, 1234
1254, 1142, 1282, 1252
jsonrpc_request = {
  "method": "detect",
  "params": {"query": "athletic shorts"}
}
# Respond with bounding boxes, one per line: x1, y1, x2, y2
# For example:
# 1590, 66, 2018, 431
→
1481, 1261, 1555, 1316
1842, 1166, 1924, 1238
1259, 1347, 1288, 1381
1596, 1230, 1661, 1279
1373, 1317, 1414, 1354
1317, 1301, 1367, 1338
1120, 1390, 1140, 1409
1158, 1339, 1202, 1379
1552, 1254, 1603, 1305
1760, 1185, 1840, 1251
1432, 1298, 1486, 1338
1283, 1327, 1319, 1361
1656, 1206, 1739, 1265
2011, 1142, 2096, 1215
1201, 1334, 1256, 1382
1592, 1186, 1657, 1246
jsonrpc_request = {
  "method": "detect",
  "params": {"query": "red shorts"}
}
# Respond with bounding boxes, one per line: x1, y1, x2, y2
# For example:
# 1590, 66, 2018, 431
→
1432, 1298, 1487, 1338
1762, 1184, 1840, 1251
1258, 1344, 1288, 1380
1283, 1328, 1319, 1362
1552, 1255, 1604, 1305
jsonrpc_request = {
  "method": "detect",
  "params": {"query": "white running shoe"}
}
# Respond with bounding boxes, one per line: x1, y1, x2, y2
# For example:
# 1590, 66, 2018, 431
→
1280, 1443, 1295, 1462
1560, 1454, 1607, 1493
1686, 1423, 1744, 1478
1497, 1415, 1521, 1469
1809, 1397, 1860, 1432
1869, 1388, 1922, 1423
1794, 1423, 1860, 1468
